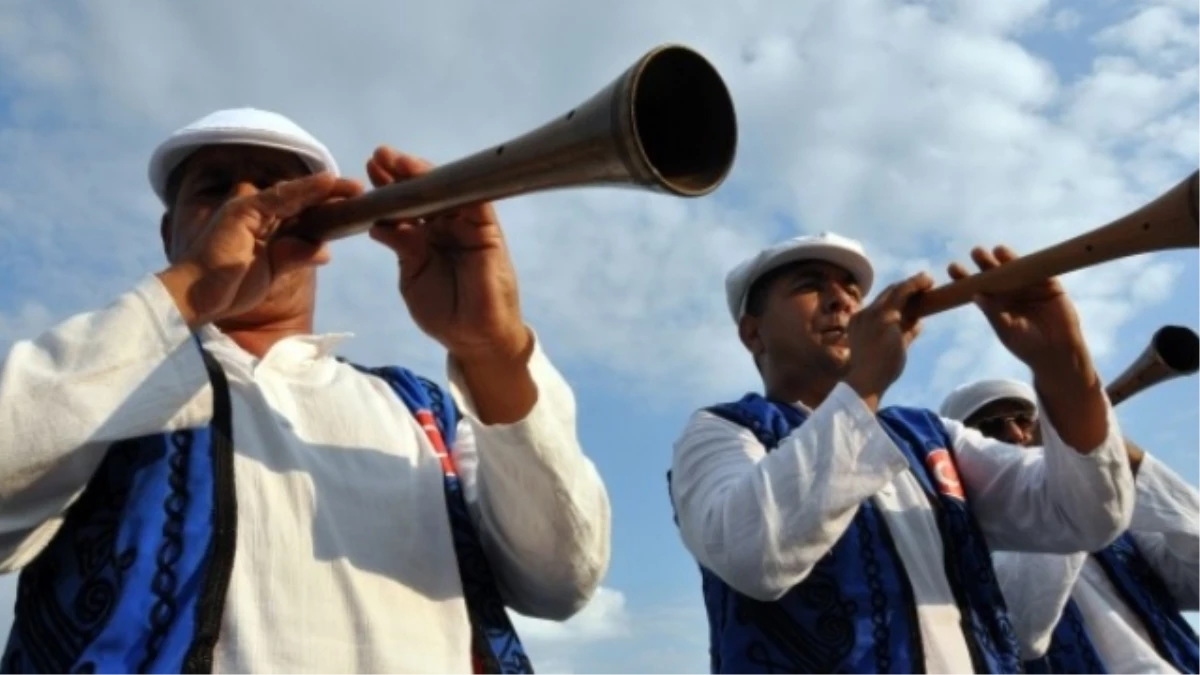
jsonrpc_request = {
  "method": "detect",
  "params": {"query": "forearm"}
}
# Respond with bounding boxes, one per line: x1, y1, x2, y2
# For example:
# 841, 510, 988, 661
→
451, 327, 537, 425
1127, 454, 1200, 606
0, 275, 211, 569
671, 383, 909, 601
953, 411, 1134, 553
449, 337, 610, 620
1031, 351, 1108, 454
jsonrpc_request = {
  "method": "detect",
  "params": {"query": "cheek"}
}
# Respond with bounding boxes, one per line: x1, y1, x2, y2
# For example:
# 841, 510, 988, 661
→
167, 206, 214, 257
762, 303, 819, 345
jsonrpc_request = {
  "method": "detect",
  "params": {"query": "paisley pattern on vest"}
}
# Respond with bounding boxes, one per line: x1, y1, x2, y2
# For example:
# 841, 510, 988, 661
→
1, 346, 531, 674
1031, 533, 1199, 674
1, 348, 236, 674
668, 393, 1022, 674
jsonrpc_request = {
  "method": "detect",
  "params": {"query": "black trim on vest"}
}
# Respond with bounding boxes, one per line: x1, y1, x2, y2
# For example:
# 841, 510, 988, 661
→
182, 348, 239, 674
874, 514, 928, 673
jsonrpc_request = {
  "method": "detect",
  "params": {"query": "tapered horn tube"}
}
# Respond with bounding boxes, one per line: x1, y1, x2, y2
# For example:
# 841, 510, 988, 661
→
906, 170, 1200, 318
1106, 325, 1200, 406
283, 44, 738, 243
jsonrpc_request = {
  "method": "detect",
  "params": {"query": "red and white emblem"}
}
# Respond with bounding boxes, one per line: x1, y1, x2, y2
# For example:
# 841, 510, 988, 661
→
925, 448, 965, 500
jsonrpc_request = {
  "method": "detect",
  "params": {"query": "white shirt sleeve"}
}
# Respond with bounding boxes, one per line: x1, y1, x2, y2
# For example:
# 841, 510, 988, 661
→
945, 393, 1135, 554
991, 550, 1088, 658
445, 335, 611, 621
1126, 453, 1199, 611
668, 382, 911, 601
0, 275, 212, 572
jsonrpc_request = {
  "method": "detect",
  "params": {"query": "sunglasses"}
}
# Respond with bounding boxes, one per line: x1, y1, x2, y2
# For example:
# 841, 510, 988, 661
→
970, 411, 1037, 439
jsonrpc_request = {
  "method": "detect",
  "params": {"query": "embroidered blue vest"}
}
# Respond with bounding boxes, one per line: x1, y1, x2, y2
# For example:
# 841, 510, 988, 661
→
668, 393, 1023, 673
1, 347, 533, 674
1025, 532, 1200, 674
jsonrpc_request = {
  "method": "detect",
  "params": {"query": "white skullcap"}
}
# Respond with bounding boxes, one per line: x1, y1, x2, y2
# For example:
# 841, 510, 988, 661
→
148, 107, 340, 205
724, 232, 874, 322
939, 378, 1037, 421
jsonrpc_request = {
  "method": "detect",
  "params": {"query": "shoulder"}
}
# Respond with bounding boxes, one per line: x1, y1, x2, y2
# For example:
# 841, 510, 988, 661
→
340, 361, 457, 414
879, 405, 956, 436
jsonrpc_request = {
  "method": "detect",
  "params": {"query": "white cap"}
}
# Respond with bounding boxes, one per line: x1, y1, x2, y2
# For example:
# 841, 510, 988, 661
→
148, 107, 340, 205
939, 378, 1037, 421
724, 232, 874, 322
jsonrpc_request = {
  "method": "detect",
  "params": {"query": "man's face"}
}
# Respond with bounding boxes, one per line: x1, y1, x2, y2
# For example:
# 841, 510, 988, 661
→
162, 144, 311, 261
965, 398, 1039, 446
160, 144, 318, 323
741, 260, 863, 378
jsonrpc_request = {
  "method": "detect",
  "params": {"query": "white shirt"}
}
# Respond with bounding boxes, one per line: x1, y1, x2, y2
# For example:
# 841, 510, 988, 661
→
994, 454, 1199, 673
0, 274, 612, 673
669, 383, 1135, 674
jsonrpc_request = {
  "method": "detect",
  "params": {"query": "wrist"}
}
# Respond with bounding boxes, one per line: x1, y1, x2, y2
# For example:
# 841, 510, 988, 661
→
449, 325, 535, 374
1030, 349, 1100, 397
843, 371, 882, 413
155, 262, 211, 330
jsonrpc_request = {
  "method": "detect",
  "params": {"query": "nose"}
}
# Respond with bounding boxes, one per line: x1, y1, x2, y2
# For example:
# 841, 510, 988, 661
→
822, 281, 854, 313
1005, 419, 1032, 447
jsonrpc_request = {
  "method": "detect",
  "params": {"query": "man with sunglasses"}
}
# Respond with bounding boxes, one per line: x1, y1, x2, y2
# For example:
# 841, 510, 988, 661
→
941, 379, 1198, 673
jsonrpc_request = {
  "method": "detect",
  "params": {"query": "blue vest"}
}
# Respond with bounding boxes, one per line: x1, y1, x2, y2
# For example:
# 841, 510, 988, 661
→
1025, 533, 1199, 674
1, 346, 533, 674
668, 393, 1023, 673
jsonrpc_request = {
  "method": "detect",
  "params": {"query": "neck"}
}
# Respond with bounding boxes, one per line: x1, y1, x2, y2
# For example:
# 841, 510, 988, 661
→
215, 313, 314, 359
764, 370, 838, 410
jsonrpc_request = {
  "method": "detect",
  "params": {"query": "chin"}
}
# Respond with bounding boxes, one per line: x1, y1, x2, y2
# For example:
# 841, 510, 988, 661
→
826, 345, 851, 369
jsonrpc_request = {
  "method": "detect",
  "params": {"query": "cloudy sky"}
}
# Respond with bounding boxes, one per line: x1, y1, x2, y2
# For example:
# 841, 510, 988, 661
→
0, 0, 1197, 672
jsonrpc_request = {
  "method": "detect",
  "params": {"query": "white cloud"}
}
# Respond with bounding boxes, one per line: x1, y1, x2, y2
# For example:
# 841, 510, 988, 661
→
512, 586, 631, 644
1094, 3, 1199, 69
0, 0, 1197, 671
512, 590, 710, 674
0, 0, 1194, 405
1051, 8, 1083, 33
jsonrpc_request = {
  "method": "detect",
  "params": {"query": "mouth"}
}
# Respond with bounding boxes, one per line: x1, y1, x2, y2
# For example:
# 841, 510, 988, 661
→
820, 326, 848, 344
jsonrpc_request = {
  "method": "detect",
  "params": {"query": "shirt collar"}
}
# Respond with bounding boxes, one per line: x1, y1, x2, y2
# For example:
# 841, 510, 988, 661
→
196, 325, 354, 367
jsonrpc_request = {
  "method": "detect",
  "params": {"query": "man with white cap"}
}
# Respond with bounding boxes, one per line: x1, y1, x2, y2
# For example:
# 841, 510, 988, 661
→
942, 379, 1198, 674
0, 108, 611, 674
667, 232, 1136, 673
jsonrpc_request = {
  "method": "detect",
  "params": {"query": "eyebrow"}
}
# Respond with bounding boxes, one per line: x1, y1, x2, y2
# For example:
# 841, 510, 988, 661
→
785, 266, 859, 287
186, 159, 306, 187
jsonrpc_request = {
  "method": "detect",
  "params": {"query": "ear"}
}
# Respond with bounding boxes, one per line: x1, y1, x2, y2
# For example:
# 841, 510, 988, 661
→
160, 212, 173, 261
737, 313, 765, 360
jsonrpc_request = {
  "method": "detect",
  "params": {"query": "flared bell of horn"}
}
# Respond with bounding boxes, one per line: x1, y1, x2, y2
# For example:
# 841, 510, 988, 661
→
286, 43, 739, 242
1107, 325, 1200, 406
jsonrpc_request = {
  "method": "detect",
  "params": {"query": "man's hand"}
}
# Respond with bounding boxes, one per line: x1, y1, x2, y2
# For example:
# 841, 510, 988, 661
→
364, 146, 532, 367
947, 245, 1089, 373
157, 173, 363, 328
949, 245, 1109, 452
365, 146, 536, 424
843, 272, 933, 411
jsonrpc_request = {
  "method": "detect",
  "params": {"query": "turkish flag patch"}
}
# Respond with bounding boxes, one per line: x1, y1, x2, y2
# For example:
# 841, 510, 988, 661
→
925, 448, 965, 501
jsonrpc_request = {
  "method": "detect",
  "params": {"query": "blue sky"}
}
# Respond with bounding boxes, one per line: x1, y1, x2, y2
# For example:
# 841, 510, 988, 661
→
0, 0, 1196, 672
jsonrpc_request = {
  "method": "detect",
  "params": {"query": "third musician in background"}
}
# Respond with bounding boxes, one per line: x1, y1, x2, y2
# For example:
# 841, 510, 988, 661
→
941, 379, 1199, 674
667, 232, 1136, 673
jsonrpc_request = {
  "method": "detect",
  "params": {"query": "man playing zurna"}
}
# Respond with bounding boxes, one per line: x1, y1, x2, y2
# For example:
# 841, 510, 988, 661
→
0, 108, 612, 674
668, 232, 1135, 673
943, 379, 1198, 674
